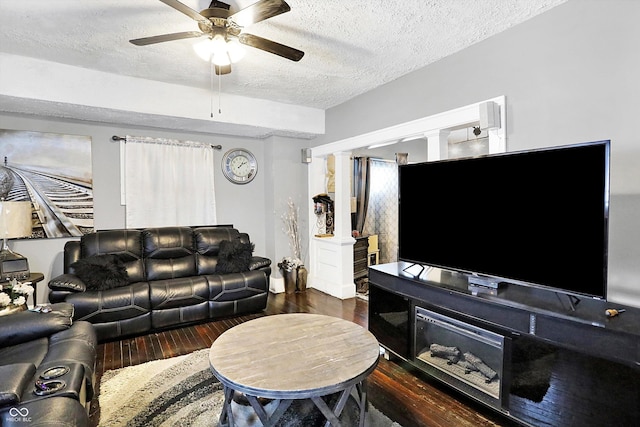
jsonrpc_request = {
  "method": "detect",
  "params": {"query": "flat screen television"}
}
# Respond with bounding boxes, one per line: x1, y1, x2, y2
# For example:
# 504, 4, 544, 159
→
398, 140, 610, 300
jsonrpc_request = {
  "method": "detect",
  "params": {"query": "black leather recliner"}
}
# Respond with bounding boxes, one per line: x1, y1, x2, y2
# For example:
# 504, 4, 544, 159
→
0, 303, 97, 427
48, 226, 272, 342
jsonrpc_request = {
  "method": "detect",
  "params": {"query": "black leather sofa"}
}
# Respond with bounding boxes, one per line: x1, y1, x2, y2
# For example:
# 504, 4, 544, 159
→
48, 226, 271, 342
0, 303, 97, 427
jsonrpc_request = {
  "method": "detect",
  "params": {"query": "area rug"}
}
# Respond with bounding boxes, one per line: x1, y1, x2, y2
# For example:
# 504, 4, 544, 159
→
98, 348, 402, 427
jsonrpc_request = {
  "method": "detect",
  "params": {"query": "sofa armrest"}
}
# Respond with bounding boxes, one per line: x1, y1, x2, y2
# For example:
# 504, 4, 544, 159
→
48, 274, 87, 293
0, 363, 36, 406
249, 256, 271, 270
0, 303, 73, 347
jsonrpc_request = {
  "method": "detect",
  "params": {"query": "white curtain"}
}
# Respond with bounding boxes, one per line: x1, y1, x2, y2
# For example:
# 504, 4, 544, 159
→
122, 136, 217, 228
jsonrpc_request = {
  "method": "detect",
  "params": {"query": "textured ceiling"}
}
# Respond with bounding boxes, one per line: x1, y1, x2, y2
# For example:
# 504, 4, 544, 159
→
0, 1, 566, 138
0, 1, 567, 109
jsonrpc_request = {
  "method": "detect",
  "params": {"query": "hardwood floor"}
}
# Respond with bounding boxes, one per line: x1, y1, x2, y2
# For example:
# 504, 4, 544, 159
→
89, 289, 517, 427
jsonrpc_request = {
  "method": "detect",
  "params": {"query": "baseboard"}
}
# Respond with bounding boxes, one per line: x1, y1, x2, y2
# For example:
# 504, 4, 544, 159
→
270, 277, 285, 294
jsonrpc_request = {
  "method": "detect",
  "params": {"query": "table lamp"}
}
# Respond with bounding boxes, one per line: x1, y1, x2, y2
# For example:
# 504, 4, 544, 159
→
0, 201, 32, 281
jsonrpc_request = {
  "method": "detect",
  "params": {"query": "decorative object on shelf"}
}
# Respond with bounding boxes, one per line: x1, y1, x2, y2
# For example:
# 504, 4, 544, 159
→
279, 198, 307, 293
326, 155, 335, 192
0, 278, 33, 315
0, 200, 33, 281
395, 152, 408, 165
221, 148, 258, 184
312, 193, 334, 236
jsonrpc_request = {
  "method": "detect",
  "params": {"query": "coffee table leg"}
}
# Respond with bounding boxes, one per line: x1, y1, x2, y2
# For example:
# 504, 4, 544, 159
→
357, 380, 369, 427
312, 395, 343, 427
220, 386, 235, 427
245, 395, 293, 427
311, 382, 374, 427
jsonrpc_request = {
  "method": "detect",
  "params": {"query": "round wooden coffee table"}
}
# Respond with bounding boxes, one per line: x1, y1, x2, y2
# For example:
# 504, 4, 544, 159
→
209, 313, 380, 427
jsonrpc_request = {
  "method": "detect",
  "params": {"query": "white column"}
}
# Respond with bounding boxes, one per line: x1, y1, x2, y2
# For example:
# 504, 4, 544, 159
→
425, 129, 451, 161
333, 152, 352, 240
307, 152, 356, 299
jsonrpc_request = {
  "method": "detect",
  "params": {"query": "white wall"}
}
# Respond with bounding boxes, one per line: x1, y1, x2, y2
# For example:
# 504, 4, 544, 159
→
314, 0, 640, 307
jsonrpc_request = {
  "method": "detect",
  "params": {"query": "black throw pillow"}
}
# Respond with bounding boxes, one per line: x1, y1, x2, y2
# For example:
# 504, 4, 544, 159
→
215, 239, 254, 274
70, 254, 130, 291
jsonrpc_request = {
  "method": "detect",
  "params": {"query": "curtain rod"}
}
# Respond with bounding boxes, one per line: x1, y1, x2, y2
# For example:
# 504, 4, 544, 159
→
111, 135, 222, 150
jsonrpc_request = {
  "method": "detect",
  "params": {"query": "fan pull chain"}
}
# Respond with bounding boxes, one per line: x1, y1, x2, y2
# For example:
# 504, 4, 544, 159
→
209, 62, 224, 117
218, 70, 222, 114
210, 61, 214, 118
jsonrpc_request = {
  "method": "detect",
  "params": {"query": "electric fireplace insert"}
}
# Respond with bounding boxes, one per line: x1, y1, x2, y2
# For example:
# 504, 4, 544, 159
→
414, 306, 509, 409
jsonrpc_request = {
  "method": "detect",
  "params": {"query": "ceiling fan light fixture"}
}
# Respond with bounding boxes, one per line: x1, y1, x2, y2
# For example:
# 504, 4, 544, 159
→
132, 0, 304, 71
226, 39, 245, 63
211, 34, 227, 55
193, 35, 244, 65
193, 34, 227, 61
212, 52, 231, 66
193, 38, 215, 61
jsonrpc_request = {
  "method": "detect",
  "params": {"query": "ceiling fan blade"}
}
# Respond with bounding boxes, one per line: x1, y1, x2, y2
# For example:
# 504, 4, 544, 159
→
229, 0, 291, 27
239, 33, 304, 61
130, 31, 205, 46
215, 64, 232, 75
159, 0, 212, 30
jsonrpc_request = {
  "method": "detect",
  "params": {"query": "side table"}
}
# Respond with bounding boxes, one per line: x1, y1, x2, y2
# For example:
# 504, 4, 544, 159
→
209, 313, 380, 427
25, 272, 44, 306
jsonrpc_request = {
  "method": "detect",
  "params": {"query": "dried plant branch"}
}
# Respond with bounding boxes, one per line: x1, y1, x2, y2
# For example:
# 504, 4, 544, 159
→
281, 198, 303, 262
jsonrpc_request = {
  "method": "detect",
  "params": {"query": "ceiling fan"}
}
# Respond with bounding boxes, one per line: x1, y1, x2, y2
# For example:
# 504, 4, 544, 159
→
130, 0, 304, 74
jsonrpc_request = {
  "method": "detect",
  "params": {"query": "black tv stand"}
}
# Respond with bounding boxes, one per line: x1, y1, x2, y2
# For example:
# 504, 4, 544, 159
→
368, 262, 640, 427
556, 291, 582, 311
401, 262, 427, 277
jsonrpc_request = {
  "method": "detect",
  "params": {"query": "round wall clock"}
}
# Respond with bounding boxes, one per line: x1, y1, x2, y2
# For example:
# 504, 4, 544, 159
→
221, 148, 258, 184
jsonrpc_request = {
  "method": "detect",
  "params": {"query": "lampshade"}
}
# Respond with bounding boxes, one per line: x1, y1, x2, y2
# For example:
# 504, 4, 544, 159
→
0, 201, 32, 241
226, 39, 245, 62
193, 36, 245, 65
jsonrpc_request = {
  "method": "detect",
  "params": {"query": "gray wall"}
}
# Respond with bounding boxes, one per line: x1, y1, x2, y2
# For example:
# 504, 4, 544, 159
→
315, 0, 640, 307
1, 113, 304, 303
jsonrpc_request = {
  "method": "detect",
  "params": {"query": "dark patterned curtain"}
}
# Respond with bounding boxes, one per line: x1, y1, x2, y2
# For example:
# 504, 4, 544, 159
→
352, 157, 371, 234
362, 159, 399, 264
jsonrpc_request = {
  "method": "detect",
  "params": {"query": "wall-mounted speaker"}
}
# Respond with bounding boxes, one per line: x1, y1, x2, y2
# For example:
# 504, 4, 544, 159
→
301, 148, 312, 163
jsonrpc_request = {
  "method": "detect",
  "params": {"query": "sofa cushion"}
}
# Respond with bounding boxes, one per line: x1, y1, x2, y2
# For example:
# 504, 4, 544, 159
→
79, 230, 145, 283
70, 254, 129, 290
0, 363, 36, 406
149, 276, 210, 329
0, 337, 48, 367
207, 270, 269, 317
215, 239, 255, 274
194, 227, 241, 256
195, 227, 241, 274
0, 303, 73, 347
65, 282, 151, 324
143, 227, 196, 280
